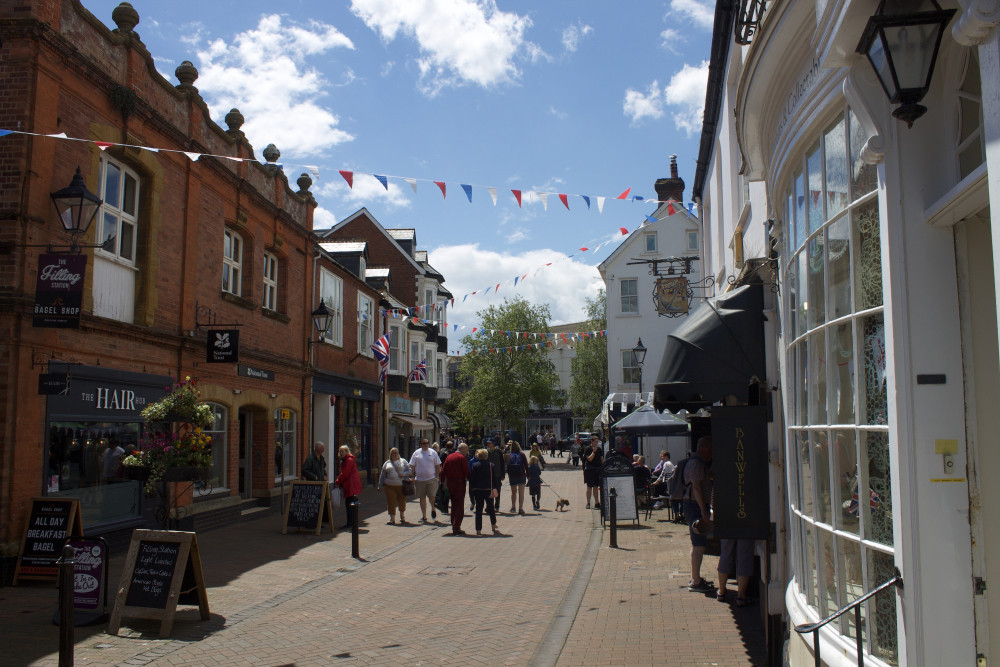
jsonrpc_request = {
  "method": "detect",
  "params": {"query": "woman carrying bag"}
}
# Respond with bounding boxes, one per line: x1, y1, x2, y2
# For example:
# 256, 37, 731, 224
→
377, 447, 411, 525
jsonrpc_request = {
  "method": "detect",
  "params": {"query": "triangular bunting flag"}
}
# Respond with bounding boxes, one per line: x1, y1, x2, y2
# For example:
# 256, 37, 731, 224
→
512, 189, 522, 207
646, 215, 658, 224
514, 276, 519, 286
597, 197, 606, 213
461, 184, 472, 202
434, 181, 446, 198
667, 202, 676, 215
487, 187, 497, 205
374, 174, 388, 190
184, 152, 201, 161
619, 227, 628, 235
579, 247, 588, 252
307, 166, 320, 180
559, 194, 569, 210
405, 177, 417, 193
538, 192, 548, 210
95, 141, 114, 151
339, 170, 354, 188
616, 187, 631, 199
582, 195, 591, 209
632, 195, 644, 202
0, 129, 11, 138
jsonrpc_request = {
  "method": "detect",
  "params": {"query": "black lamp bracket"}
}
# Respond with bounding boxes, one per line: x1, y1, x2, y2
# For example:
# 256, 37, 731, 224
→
195, 301, 242, 330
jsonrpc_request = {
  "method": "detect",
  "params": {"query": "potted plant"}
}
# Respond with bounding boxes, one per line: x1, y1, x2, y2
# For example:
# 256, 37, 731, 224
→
122, 377, 214, 495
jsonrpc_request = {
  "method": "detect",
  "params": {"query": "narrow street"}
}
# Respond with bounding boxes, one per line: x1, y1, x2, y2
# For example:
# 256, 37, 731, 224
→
1, 464, 766, 666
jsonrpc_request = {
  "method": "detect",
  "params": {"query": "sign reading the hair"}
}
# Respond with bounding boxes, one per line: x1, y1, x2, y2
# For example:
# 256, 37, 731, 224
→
33, 254, 87, 328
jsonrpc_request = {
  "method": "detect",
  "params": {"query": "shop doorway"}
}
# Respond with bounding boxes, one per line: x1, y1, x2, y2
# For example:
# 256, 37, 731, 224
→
238, 409, 253, 499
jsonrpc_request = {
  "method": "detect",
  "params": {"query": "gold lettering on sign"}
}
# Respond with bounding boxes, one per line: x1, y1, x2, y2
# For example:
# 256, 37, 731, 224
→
735, 427, 747, 520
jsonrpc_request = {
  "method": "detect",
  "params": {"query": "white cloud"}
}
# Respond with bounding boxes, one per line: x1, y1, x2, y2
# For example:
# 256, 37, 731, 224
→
623, 80, 665, 124
192, 15, 356, 157
313, 206, 340, 231
549, 106, 567, 120
319, 174, 413, 211
561, 22, 593, 53
350, 0, 538, 95
669, 0, 715, 30
664, 61, 709, 137
659, 28, 683, 53
429, 244, 604, 339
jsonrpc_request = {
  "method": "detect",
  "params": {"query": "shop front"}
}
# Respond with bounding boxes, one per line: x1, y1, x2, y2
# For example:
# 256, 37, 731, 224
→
42, 363, 171, 532
313, 371, 380, 480
388, 395, 432, 457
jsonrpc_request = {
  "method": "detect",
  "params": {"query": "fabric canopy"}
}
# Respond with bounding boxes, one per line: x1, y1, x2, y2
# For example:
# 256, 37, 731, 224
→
653, 283, 766, 412
427, 412, 452, 429
391, 414, 434, 431
611, 404, 689, 436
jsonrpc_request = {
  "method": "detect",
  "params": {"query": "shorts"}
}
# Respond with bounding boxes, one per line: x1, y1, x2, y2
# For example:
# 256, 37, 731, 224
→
583, 468, 601, 488
414, 479, 439, 503
684, 500, 707, 548
508, 474, 526, 487
718, 539, 755, 577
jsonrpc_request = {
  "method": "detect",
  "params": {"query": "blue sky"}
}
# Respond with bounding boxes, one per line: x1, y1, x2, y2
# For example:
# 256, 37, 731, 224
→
83, 0, 714, 339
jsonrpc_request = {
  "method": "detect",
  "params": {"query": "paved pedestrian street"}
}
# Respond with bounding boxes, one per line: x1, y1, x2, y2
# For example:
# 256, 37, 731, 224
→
0, 464, 766, 666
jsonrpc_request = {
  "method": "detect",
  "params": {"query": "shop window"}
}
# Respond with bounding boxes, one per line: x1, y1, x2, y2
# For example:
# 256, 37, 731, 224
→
620, 278, 638, 314
358, 292, 374, 354
319, 268, 343, 346
262, 252, 278, 311
781, 104, 894, 663
93, 156, 140, 322
201, 403, 228, 494
275, 409, 296, 478
222, 229, 243, 296
46, 421, 143, 527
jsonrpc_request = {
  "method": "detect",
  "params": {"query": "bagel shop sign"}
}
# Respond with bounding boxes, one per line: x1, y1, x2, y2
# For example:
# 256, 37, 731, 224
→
33, 254, 86, 328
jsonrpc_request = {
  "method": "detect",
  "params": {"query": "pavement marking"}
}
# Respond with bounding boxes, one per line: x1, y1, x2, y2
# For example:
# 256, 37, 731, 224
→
527, 502, 604, 667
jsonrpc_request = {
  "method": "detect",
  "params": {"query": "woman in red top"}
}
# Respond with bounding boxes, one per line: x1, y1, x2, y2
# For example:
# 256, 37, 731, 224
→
335, 445, 363, 529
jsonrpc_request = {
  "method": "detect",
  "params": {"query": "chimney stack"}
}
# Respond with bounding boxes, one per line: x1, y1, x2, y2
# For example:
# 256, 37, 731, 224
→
654, 155, 685, 202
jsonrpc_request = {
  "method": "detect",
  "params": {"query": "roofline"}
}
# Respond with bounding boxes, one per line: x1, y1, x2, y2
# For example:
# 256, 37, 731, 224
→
692, 0, 737, 200
328, 208, 426, 275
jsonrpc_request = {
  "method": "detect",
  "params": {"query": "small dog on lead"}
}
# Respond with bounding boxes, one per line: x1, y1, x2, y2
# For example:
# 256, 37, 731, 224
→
555, 498, 570, 512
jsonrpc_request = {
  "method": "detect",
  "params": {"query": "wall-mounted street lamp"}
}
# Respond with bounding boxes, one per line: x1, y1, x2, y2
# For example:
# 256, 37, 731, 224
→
311, 302, 333, 341
856, 0, 956, 127
632, 337, 647, 397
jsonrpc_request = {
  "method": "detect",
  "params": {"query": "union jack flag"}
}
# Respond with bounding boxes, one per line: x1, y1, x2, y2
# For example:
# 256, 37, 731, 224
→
408, 358, 427, 382
371, 333, 391, 383
846, 487, 881, 517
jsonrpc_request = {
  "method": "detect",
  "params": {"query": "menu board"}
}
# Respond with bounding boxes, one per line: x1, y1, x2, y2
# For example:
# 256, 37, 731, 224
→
108, 530, 209, 638
13, 498, 82, 584
65, 537, 109, 623
282, 481, 334, 535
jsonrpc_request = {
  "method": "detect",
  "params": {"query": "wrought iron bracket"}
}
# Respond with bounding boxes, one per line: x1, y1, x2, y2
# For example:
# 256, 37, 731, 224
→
736, 0, 767, 45
195, 301, 242, 330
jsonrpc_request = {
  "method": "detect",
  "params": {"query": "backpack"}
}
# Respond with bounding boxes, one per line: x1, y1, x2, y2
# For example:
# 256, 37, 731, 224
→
508, 451, 525, 476
666, 457, 692, 499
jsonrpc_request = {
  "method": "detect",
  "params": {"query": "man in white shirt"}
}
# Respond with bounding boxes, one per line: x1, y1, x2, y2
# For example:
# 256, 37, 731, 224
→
409, 438, 442, 523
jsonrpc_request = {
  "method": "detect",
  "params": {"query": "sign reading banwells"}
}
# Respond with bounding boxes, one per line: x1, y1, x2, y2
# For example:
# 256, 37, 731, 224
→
711, 405, 770, 539
33, 254, 86, 328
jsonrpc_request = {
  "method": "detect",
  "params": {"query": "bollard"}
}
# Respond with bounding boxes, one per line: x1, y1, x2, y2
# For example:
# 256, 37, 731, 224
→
350, 498, 360, 559
58, 544, 76, 667
609, 487, 618, 548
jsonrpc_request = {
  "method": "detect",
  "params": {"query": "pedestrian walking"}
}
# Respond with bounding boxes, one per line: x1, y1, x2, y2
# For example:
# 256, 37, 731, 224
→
528, 442, 546, 471
583, 436, 604, 509
506, 441, 528, 515
485, 438, 505, 514
527, 455, 543, 511
441, 442, 471, 535
302, 441, 328, 481
335, 445, 363, 529
377, 447, 411, 525
409, 437, 442, 523
469, 448, 501, 536
570, 438, 581, 468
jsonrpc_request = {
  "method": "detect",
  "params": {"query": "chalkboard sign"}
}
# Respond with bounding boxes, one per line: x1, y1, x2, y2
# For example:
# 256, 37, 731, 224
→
282, 481, 334, 535
13, 497, 83, 584
601, 454, 639, 524
108, 530, 209, 638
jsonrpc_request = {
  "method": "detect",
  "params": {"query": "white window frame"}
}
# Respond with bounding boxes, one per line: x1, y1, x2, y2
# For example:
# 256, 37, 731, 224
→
620, 278, 639, 314
644, 232, 657, 253
622, 349, 640, 385
425, 347, 434, 386
319, 269, 343, 346
262, 252, 278, 311
687, 231, 699, 252
200, 402, 228, 495
358, 292, 374, 355
410, 340, 421, 380
223, 229, 243, 296
96, 156, 140, 266
389, 323, 405, 373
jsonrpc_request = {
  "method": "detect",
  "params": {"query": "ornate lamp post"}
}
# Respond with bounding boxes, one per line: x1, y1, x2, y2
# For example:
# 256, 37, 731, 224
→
633, 338, 647, 397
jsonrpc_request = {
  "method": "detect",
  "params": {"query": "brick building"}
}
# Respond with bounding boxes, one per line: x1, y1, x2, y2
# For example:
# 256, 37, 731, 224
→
0, 0, 380, 565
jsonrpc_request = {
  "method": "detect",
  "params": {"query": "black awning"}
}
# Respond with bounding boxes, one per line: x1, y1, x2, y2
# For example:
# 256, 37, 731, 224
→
653, 283, 765, 412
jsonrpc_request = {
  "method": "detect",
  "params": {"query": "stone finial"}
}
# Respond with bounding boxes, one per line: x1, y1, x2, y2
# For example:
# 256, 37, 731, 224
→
112, 2, 140, 34
654, 154, 685, 203
263, 144, 281, 163
297, 173, 313, 193
225, 108, 245, 136
175, 60, 199, 89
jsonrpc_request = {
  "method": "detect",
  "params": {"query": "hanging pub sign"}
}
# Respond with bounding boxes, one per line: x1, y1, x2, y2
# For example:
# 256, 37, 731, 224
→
655, 276, 689, 316
206, 329, 239, 363
33, 254, 87, 328
711, 405, 770, 539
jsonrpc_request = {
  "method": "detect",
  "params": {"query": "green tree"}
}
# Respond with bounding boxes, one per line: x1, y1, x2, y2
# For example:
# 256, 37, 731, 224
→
569, 289, 608, 419
457, 296, 559, 440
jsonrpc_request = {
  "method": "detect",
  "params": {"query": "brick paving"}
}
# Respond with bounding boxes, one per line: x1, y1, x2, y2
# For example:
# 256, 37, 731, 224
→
0, 460, 767, 666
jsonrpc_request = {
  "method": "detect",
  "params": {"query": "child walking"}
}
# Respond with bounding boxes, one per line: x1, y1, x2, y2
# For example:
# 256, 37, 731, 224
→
527, 455, 543, 511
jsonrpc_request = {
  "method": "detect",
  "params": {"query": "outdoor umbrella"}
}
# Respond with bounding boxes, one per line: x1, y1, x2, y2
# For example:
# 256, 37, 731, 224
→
611, 404, 689, 436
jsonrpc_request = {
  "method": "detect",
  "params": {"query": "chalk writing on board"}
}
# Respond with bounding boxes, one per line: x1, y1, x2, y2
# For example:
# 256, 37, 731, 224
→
125, 541, 179, 609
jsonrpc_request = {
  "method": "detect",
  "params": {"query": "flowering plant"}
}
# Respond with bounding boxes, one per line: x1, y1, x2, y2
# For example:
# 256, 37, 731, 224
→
124, 376, 214, 493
